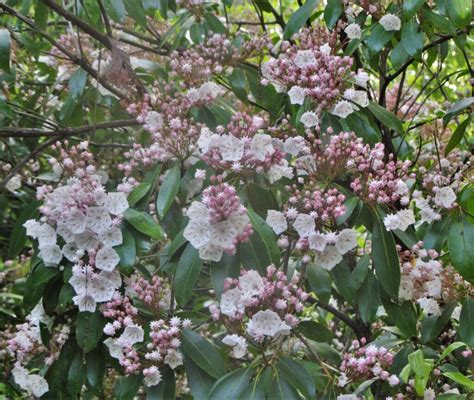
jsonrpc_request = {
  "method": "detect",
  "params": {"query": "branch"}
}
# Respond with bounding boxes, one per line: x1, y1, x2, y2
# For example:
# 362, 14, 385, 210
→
0, 119, 141, 138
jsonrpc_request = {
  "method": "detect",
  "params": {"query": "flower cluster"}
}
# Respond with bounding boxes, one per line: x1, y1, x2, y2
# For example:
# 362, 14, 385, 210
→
261, 28, 369, 117
198, 113, 301, 182
383, 209, 415, 232
339, 339, 399, 388
183, 177, 252, 261
102, 277, 190, 387
209, 267, 308, 354
170, 33, 268, 86
23, 142, 128, 311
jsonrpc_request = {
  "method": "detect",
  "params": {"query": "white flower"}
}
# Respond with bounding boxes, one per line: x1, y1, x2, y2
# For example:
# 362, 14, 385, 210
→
355, 70, 370, 88
294, 50, 316, 68
332, 100, 354, 118
266, 210, 287, 234
344, 23, 362, 40
36, 224, 57, 247
267, 162, 293, 183
220, 287, 244, 318
6, 175, 22, 192
417, 297, 441, 316
287, 86, 306, 105
388, 375, 400, 386
143, 366, 162, 387
424, 388, 436, 400
247, 310, 291, 338
384, 214, 401, 231
23, 220, 42, 238
197, 81, 224, 101
95, 246, 120, 271
300, 111, 319, 128
335, 229, 358, 254
292, 213, 315, 237
164, 349, 183, 369
12, 366, 49, 397
117, 325, 144, 347
104, 338, 124, 360
99, 227, 123, 247
284, 136, 306, 156
337, 395, 358, 400
320, 43, 331, 55
86, 207, 112, 234
251, 133, 274, 161
344, 89, 368, 107
198, 243, 224, 262
65, 209, 87, 234
73, 294, 97, 312
144, 111, 163, 132
308, 232, 327, 251
379, 14, 401, 31
184, 219, 211, 249
384, 209, 415, 232
316, 246, 342, 270
222, 334, 248, 358
217, 135, 244, 162
434, 186, 456, 208
105, 192, 129, 215
197, 127, 214, 153
399, 276, 414, 300
62, 242, 81, 262
239, 270, 264, 297
75, 231, 100, 251
39, 244, 62, 266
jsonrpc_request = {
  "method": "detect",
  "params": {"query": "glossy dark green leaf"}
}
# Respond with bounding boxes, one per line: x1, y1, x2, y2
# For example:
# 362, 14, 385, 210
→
115, 225, 136, 273
324, 0, 343, 30
421, 8, 456, 36
157, 165, 180, 218
443, 97, 474, 125
174, 244, 203, 305
367, 24, 394, 53
203, 11, 226, 34
183, 354, 215, 400
298, 320, 332, 343
104, 0, 126, 22
247, 207, 281, 267
372, 215, 400, 298
459, 297, 474, 347
331, 259, 357, 305
420, 304, 454, 344
306, 264, 332, 304
181, 329, 226, 379
368, 101, 403, 133
210, 253, 240, 299
124, 208, 165, 240
403, 0, 425, 18
357, 270, 381, 323
284, 0, 318, 39
8, 201, 40, 258
228, 67, 248, 101
401, 20, 424, 56
85, 345, 107, 395
246, 183, 278, 216
448, 217, 474, 283
146, 365, 175, 399
0, 29, 11, 72
208, 368, 253, 400
445, 117, 471, 155
76, 311, 106, 353
383, 300, 417, 338
277, 358, 315, 398
124, 0, 147, 27
128, 182, 152, 207
34, 1, 49, 29
390, 41, 410, 70
268, 371, 299, 399
67, 350, 86, 396
115, 375, 143, 400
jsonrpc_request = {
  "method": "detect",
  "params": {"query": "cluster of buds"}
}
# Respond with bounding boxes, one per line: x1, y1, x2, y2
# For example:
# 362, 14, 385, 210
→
339, 338, 400, 388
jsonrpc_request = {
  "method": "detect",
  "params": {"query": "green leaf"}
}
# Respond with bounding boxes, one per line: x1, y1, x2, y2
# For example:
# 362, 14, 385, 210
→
298, 320, 332, 343
306, 264, 332, 304
269, 372, 299, 399
181, 329, 226, 379
383, 300, 417, 338
67, 350, 86, 396
420, 304, 454, 344
104, 0, 126, 22
421, 8, 456, 36
331, 260, 357, 305
124, 209, 165, 240
76, 312, 106, 353
114, 375, 143, 400
357, 270, 381, 323
459, 297, 474, 347
439, 342, 467, 361
372, 214, 400, 298
203, 11, 226, 34
210, 253, 240, 299
34, 1, 49, 30
157, 165, 180, 218
401, 20, 424, 56
448, 217, 474, 283
208, 368, 253, 400
246, 183, 278, 216
367, 24, 394, 53
128, 183, 152, 207
228, 67, 248, 101
284, 0, 319, 39
86, 345, 107, 395
368, 101, 403, 133
445, 117, 471, 155
403, 0, 425, 18
174, 244, 203, 306
183, 354, 215, 400
8, 201, 40, 259
124, 0, 147, 27
69, 68, 88, 99
277, 358, 316, 398
447, 0, 472, 28
443, 97, 474, 125
324, 0, 343, 30
390, 41, 410, 70
444, 372, 474, 391
115, 225, 136, 272
408, 350, 427, 377
0, 29, 11, 72
247, 207, 281, 266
